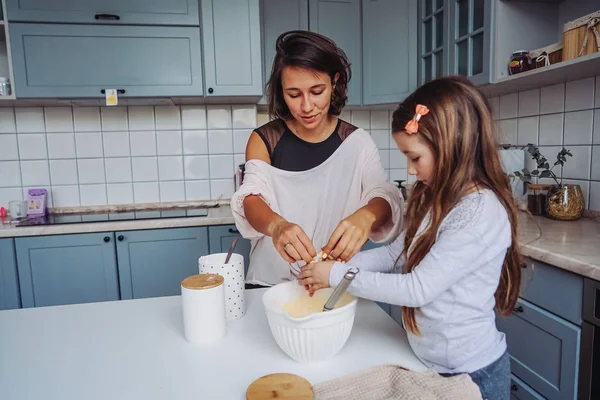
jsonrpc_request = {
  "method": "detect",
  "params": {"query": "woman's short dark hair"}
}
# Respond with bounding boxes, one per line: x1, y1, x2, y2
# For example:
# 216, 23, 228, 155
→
266, 30, 351, 120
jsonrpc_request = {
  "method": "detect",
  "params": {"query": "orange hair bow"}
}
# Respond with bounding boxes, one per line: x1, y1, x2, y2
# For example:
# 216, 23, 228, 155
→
404, 104, 430, 134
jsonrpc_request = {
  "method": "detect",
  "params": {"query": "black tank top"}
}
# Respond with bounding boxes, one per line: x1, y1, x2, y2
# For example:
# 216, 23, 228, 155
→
254, 118, 358, 171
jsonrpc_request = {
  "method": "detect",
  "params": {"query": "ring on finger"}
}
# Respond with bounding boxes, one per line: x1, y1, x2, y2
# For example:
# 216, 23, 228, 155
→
283, 242, 291, 251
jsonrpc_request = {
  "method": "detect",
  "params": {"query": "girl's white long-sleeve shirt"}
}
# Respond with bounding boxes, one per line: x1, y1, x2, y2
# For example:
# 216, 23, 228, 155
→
330, 189, 511, 374
230, 128, 404, 286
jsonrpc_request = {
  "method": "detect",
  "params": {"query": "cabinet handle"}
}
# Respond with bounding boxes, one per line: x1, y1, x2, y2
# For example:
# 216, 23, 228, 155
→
95, 13, 120, 21
101, 89, 126, 94
118, 235, 124, 241
228, 228, 240, 234
511, 384, 518, 392
208, 88, 214, 94
103, 236, 110, 242
513, 306, 524, 313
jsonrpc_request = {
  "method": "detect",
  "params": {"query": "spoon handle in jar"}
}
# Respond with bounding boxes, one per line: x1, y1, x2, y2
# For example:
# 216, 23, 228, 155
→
323, 268, 359, 311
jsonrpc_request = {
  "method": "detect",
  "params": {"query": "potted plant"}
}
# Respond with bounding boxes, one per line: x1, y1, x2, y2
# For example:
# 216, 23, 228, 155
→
510, 144, 584, 221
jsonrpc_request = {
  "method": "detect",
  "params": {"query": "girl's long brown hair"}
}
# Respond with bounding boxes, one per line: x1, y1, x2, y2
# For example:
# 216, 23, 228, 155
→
391, 76, 522, 335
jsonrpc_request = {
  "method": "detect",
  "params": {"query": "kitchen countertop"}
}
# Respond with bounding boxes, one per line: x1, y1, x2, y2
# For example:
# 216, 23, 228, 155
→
0, 289, 427, 400
1, 201, 599, 281
518, 211, 600, 280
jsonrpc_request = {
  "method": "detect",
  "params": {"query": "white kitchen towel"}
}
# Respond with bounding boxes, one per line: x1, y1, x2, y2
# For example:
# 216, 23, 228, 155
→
499, 148, 525, 198
199, 253, 246, 320
312, 364, 482, 400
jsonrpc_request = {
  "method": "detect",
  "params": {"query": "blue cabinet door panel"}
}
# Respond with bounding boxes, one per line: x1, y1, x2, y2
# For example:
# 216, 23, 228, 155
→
496, 298, 580, 400
0, 239, 20, 310
362, 0, 417, 105
116, 227, 209, 300
9, 23, 203, 98
309, 0, 362, 105
6, 0, 199, 25
15, 233, 119, 308
208, 225, 252, 277
511, 374, 545, 400
201, 0, 263, 96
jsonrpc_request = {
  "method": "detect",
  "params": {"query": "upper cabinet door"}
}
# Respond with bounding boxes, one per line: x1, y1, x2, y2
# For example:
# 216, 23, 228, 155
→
5, 0, 199, 25
448, 0, 492, 85
362, 0, 417, 105
260, 0, 309, 102
309, 0, 362, 106
9, 23, 203, 98
419, 0, 448, 84
201, 0, 263, 97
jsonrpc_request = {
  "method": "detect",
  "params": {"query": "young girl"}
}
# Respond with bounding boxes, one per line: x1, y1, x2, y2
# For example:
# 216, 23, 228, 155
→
299, 75, 521, 400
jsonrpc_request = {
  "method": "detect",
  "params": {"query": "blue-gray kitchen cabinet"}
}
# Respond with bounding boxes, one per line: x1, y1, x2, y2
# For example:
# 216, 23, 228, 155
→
511, 374, 545, 400
0, 239, 20, 310
116, 227, 209, 300
201, 0, 263, 97
15, 233, 120, 308
5, 0, 199, 26
259, 0, 309, 104
447, 0, 493, 85
361, 0, 417, 105
208, 225, 251, 277
9, 23, 203, 98
309, 0, 362, 106
497, 297, 581, 400
419, 0, 449, 83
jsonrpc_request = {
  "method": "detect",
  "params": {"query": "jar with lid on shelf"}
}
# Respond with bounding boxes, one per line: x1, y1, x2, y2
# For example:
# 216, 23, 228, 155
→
508, 51, 533, 75
526, 184, 550, 216
0, 77, 11, 97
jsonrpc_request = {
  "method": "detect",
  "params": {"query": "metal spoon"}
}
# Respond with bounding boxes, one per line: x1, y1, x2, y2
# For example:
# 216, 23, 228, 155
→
323, 268, 359, 311
224, 237, 238, 264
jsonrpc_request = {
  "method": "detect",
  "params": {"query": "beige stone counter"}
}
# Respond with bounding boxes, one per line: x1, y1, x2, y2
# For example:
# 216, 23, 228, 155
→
518, 211, 600, 280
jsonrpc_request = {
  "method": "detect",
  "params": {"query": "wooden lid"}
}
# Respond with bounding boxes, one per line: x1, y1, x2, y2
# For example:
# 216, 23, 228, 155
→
246, 373, 313, 400
181, 274, 224, 290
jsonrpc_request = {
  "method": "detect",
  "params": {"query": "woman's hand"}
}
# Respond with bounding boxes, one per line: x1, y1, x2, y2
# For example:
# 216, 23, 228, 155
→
322, 209, 376, 262
270, 220, 317, 264
298, 260, 335, 294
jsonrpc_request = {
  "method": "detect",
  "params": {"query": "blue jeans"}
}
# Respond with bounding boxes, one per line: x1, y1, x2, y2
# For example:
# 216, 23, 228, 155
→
442, 351, 511, 400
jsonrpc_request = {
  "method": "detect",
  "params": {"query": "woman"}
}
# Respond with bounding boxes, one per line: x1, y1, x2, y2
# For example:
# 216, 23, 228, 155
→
230, 30, 403, 287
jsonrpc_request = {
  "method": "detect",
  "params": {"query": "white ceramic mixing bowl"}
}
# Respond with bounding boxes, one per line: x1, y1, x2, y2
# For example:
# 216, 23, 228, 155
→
262, 280, 358, 363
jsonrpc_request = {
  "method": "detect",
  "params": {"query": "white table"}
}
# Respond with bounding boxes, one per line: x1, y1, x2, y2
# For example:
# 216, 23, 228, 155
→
0, 288, 426, 399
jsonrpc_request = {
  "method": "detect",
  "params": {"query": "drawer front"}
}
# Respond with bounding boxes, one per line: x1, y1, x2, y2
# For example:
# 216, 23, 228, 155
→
497, 298, 580, 400
511, 375, 545, 400
6, 0, 199, 25
521, 258, 583, 326
10, 23, 203, 98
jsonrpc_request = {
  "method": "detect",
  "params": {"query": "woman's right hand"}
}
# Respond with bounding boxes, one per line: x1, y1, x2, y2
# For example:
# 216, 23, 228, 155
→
270, 220, 317, 264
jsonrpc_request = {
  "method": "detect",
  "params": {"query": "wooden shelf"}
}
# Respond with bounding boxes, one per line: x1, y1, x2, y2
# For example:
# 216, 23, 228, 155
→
479, 52, 600, 97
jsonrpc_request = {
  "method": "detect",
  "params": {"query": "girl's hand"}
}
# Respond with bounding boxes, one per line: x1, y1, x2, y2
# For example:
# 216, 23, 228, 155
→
271, 220, 317, 264
298, 261, 335, 295
322, 209, 376, 262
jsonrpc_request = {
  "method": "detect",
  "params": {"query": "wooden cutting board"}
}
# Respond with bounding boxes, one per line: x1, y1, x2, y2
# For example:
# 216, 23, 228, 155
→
246, 373, 314, 399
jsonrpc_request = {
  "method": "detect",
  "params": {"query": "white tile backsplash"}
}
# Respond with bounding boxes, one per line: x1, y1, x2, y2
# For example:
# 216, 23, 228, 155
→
209, 155, 234, 179
51, 185, 80, 207
157, 130, 183, 156
562, 146, 591, 180
132, 157, 158, 182
79, 184, 107, 206
564, 110, 593, 145
158, 156, 184, 181
594, 109, 600, 145
233, 129, 252, 154
159, 181, 185, 202
371, 130, 390, 150
73, 107, 101, 132
0, 135, 18, 160
133, 182, 159, 203
207, 105, 232, 129
565, 78, 595, 112
102, 132, 130, 158
155, 106, 181, 130
185, 180, 211, 201
210, 179, 234, 200
351, 110, 370, 128
371, 111, 389, 129
390, 149, 407, 169
590, 182, 600, 211
498, 119, 518, 144
517, 117, 539, 145
107, 183, 134, 205
499, 93, 518, 119
49, 160, 78, 185
232, 105, 257, 129
44, 107, 74, 133
539, 114, 564, 145
540, 83, 565, 114
184, 156, 210, 180
47, 133, 76, 159
0, 162, 22, 187
183, 130, 208, 155
0, 187, 23, 206
130, 131, 157, 157
105, 158, 132, 183
591, 146, 600, 181
518, 89, 540, 117
208, 129, 234, 154
77, 159, 106, 184
75, 132, 103, 158
15, 108, 45, 133
0, 108, 16, 133
181, 106, 207, 130
17, 134, 48, 160
128, 106, 155, 131
101, 107, 128, 131
20, 160, 50, 186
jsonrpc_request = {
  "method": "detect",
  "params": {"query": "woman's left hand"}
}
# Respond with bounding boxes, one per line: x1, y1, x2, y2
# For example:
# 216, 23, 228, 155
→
322, 209, 375, 262
298, 260, 335, 295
